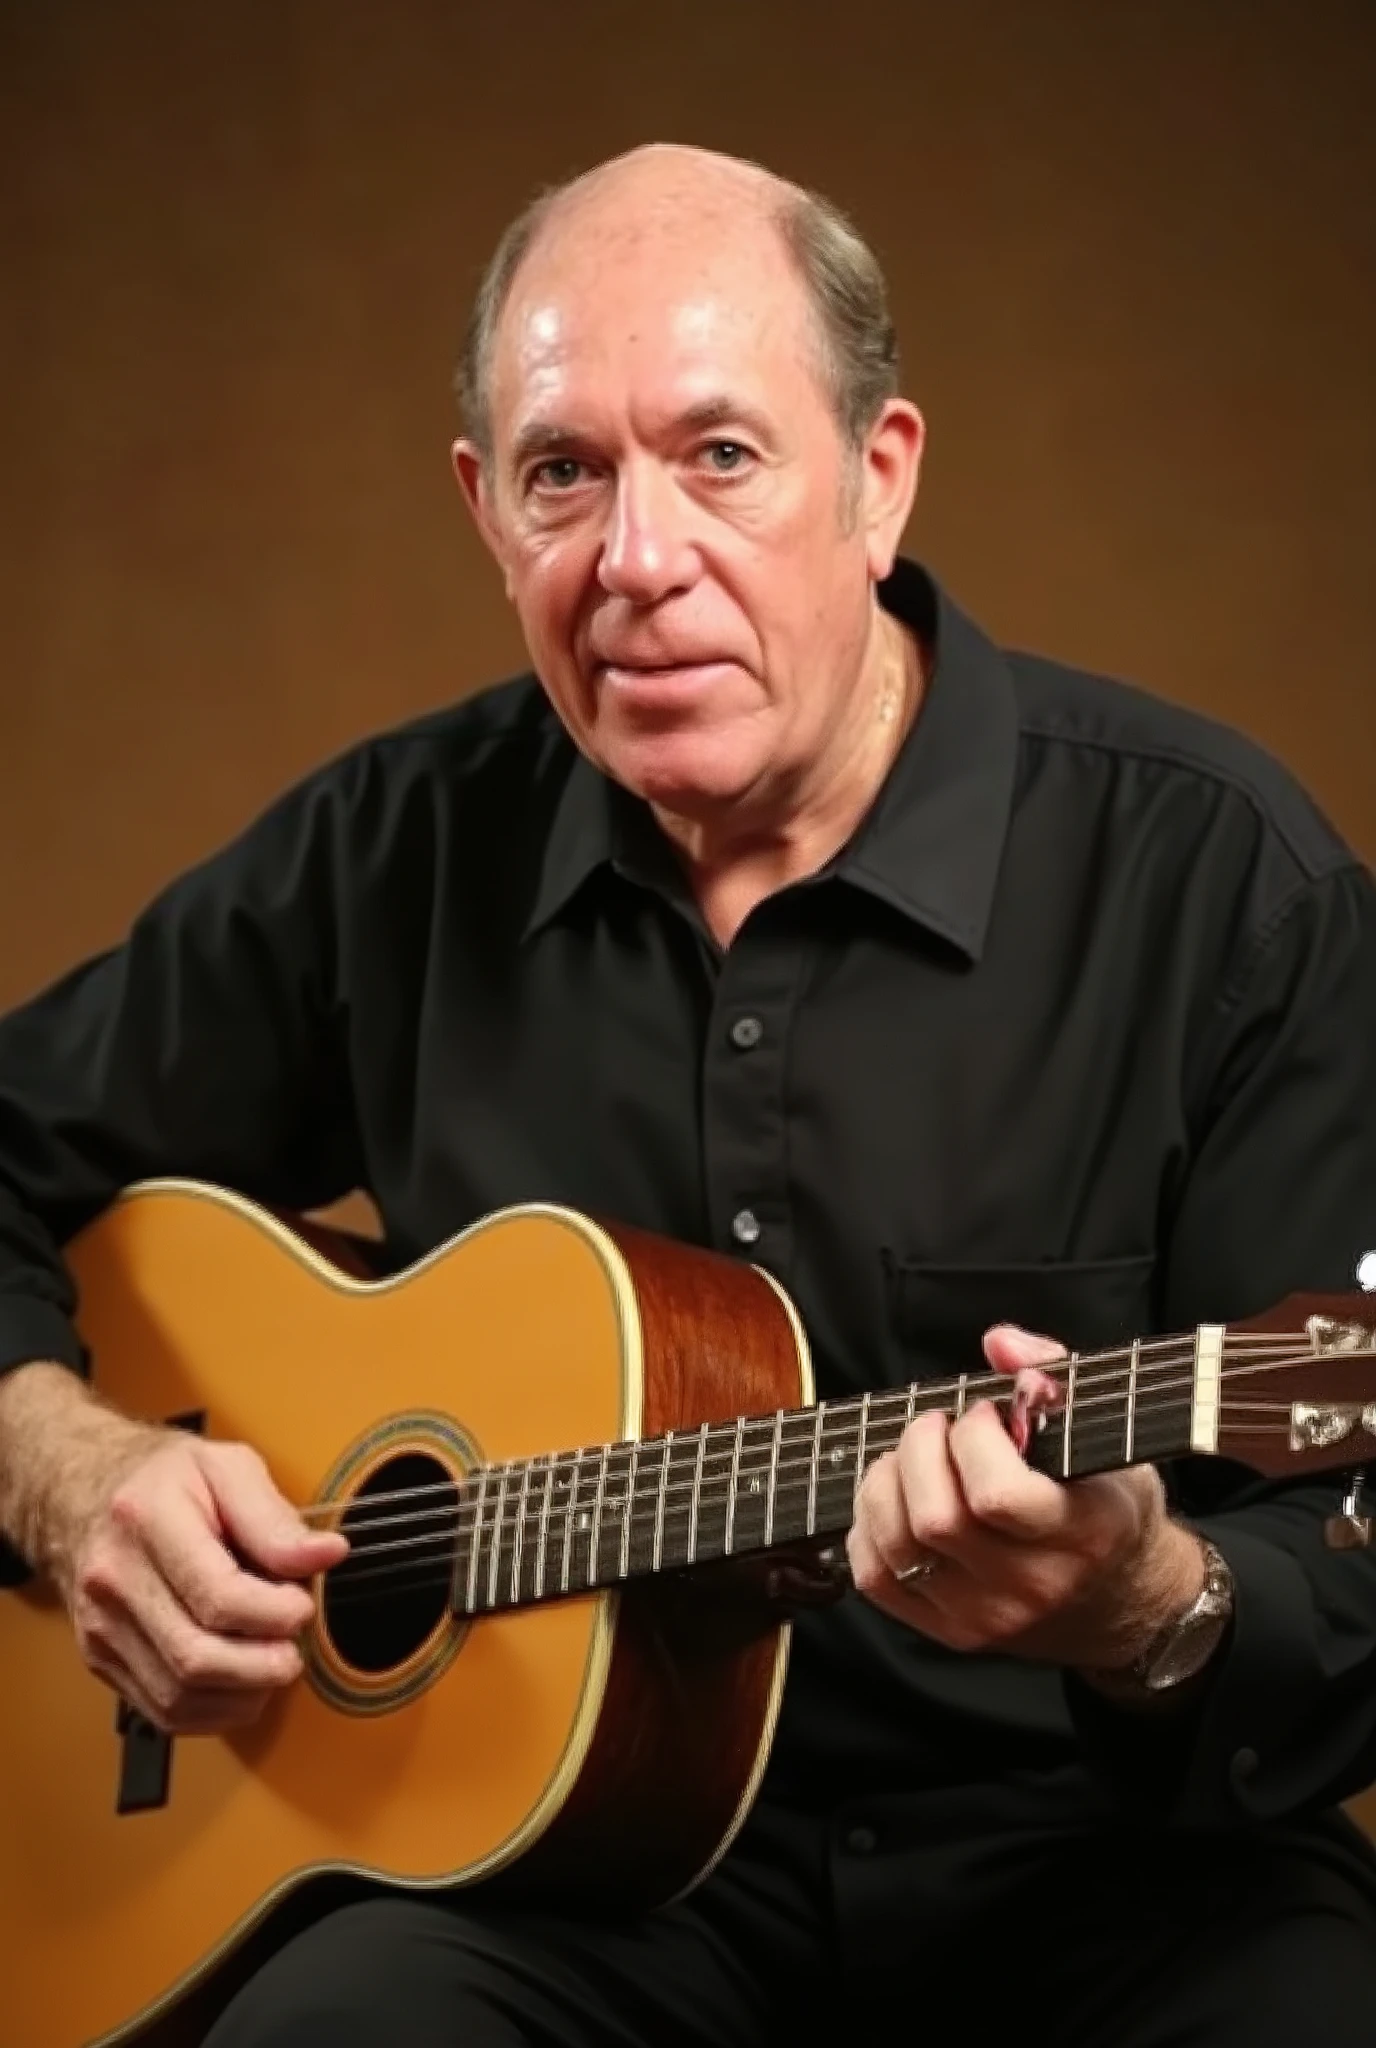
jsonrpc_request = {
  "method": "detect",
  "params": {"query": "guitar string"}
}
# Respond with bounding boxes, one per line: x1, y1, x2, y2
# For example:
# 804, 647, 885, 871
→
294, 1335, 1326, 1531
321, 1395, 1317, 1599
306, 1342, 1368, 1551
322, 1376, 1209, 1549
286, 1333, 1295, 1527
321, 1396, 1323, 1609
296, 1334, 1352, 1528
319, 1377, 1207, 1551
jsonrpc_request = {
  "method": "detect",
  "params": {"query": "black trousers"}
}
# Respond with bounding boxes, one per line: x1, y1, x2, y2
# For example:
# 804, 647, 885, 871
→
204, 1799, 1376, 2048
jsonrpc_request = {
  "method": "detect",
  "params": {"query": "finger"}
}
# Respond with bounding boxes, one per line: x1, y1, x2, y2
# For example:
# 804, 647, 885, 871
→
83, 1595, 288, 1732
203, 1444, 348, 1581
853, 1441, 931, 1579
132, 1482, 320, 1640
894, 1412, 970, 1563
982, 1323, 1067, 1374
947, 1400, 1074, 1542
85, 1553, 305, 1696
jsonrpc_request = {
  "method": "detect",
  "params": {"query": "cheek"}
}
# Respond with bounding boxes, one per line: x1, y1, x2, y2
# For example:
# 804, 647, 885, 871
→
505, 541, 601, 732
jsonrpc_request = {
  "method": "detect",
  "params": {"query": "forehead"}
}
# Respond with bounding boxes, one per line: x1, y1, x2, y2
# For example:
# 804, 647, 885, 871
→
488, 212, 825, 444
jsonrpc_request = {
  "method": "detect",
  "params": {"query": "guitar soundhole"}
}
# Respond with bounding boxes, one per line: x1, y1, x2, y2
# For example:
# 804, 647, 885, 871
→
322, 1451, 459, 1675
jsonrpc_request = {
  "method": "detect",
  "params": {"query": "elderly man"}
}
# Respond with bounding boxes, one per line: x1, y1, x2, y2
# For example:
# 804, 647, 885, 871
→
2, 144, 1375, 2045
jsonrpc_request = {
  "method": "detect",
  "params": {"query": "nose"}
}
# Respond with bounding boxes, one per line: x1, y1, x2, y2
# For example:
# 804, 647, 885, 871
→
597, 458, 698, 606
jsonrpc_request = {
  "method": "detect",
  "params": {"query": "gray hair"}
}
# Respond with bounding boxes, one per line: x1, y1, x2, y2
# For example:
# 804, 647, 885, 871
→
454, 179, 899, 466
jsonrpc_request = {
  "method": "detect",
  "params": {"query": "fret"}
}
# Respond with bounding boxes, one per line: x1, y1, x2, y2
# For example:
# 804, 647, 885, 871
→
904, 1382, 917, 1426
462, 1466, 489, 1616
653, 1429, 673, 1572
954, 1373, 969, 1420
728, 1418, 773, 1554
765, 1410, 783, 1546
1061, 1354, 1078, 1478
586, 1443, 611, 1588
534, 1454, 556, 1600
854, 1391, 871, 1499
485, 1463, 511, 1610
619, 1440, 639, 1580
807, 1402, 826, 1537
509, 1459, 532, 1605
1123, 1339, 1140, 1466
724, 1418, 746, 1555
687, 1422, 709, 1564
560, 1449, 583, 1595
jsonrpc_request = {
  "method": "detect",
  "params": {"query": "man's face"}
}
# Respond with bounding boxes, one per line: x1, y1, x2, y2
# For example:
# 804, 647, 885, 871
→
455, 201, 915, 822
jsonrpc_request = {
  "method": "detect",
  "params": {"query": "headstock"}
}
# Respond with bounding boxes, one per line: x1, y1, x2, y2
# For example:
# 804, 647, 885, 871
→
1217, 1286, 1376, 1511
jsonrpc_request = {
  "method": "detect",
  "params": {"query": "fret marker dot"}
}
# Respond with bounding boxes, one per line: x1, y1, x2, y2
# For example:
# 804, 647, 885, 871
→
1357, 1251, 1376, 1293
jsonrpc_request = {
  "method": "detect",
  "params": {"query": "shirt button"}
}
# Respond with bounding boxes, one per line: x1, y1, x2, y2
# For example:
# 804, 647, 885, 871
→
730, 1015, 764, 1050
844, 1824, 879, 1856
1230, 1746, 1259, 1786
731, 1208, 762, 1247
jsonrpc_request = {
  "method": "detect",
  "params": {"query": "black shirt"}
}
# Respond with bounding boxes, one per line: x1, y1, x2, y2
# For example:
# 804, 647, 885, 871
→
3, 559, 1376, 1848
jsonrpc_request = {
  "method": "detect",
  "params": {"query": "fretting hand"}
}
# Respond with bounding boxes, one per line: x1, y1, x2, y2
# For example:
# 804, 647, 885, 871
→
846, 1325, 1205, 1671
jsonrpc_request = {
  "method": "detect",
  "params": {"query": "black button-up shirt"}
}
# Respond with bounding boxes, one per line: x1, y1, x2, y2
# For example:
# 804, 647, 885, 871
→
3, 559, 1376, 1851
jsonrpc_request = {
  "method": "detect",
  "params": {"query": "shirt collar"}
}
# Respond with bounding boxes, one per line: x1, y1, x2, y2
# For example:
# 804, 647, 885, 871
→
523, 558, 1020, 962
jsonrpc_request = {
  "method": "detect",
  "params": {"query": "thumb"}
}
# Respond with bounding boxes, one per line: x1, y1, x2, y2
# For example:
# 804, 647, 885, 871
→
200, 1442, 348, 1580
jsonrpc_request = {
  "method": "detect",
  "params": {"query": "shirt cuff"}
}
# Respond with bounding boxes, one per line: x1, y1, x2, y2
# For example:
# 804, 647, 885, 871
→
0, 1298, 87, 1379
1064, 1523, 1318, 1828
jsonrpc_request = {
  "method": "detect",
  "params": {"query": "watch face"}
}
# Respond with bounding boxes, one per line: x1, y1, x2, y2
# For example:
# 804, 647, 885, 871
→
1147, 1607, 1229, 1689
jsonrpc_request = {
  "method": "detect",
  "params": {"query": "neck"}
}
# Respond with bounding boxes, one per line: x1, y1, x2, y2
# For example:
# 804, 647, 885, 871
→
441, 1330, 1216, 1618
653, 610, 926, 947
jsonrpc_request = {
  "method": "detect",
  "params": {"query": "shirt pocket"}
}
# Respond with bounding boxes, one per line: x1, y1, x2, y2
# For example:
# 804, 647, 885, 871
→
881, 1251, 1158, 1381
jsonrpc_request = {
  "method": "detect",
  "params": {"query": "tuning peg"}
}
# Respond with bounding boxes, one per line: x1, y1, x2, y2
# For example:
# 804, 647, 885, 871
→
1357, 1251, 1376, 1293
1324, 1472, 1373, 1551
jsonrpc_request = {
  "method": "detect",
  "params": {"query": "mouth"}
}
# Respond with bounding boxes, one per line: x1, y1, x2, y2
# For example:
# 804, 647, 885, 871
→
595, 658, 736, 696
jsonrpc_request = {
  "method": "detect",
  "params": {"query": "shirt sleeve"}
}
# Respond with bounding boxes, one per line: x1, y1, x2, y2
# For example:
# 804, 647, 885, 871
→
1066, 858, 1376, 1827
0, 766, 365, 1387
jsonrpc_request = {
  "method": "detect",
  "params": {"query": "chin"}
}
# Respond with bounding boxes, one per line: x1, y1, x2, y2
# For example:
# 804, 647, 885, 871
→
603, 730, 762, 815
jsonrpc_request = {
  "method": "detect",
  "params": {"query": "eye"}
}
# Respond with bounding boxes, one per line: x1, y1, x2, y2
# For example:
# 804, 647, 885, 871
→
529, 457, 586, 492
701, 440, 752, 474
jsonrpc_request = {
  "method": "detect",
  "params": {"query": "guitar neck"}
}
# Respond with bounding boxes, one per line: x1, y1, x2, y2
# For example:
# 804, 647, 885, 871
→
440, 1328, 1215, 1618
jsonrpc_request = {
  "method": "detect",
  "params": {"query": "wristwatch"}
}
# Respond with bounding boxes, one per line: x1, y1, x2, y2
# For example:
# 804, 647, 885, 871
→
1094, 1539, 1235, 1698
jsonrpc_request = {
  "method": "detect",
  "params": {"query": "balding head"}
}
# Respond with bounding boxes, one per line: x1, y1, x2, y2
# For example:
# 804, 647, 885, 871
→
449, 145, 922, 845
455, 145, 897, 465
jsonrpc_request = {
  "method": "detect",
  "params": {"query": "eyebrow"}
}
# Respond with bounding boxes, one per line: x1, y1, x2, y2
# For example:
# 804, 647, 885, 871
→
508, 396, 777, 473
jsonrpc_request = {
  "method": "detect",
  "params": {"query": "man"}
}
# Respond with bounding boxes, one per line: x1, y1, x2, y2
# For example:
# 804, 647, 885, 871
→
2, 143, 1375, 2044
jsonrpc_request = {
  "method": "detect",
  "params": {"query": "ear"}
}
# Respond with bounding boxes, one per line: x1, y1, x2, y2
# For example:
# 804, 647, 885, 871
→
857, 400, 925, 583
452, 439, 515, 595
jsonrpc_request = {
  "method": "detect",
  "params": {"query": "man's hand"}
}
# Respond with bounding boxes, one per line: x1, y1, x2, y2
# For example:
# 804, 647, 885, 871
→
0, 1362, 346, 1732
846, 1325, 1205, 1670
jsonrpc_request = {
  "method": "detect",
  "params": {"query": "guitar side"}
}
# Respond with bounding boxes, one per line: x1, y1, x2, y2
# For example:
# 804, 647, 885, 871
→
0, 1186, 808, 2048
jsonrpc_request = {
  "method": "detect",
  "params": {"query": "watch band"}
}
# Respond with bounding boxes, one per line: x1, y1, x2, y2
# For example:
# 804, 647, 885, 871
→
1091, 1538, 1235, 1699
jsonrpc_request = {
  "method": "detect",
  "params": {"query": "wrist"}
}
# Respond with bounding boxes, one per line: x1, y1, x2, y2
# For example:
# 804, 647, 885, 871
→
1098, 1521, 1209, 1672
1080, 1531, 1233, 1706
0, 1363, 146, 1582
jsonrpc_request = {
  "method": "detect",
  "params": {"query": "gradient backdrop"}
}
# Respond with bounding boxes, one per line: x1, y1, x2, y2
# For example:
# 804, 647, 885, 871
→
3, 0, 1375, 1817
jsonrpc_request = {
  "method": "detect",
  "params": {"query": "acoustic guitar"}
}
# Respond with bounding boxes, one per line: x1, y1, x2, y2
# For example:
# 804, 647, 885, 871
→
3, 1180, 1376, 2048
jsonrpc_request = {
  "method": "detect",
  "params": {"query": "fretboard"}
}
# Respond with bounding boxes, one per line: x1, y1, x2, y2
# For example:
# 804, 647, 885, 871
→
436, 1330, 1207, 1618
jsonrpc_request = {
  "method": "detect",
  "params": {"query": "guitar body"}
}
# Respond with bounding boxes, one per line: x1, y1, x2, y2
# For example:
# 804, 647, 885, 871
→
0, 1185, 810, 2048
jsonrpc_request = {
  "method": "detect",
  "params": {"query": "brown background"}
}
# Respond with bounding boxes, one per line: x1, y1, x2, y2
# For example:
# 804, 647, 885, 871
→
2, 0, 1375, 1823
2, 0, 1373, 1012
